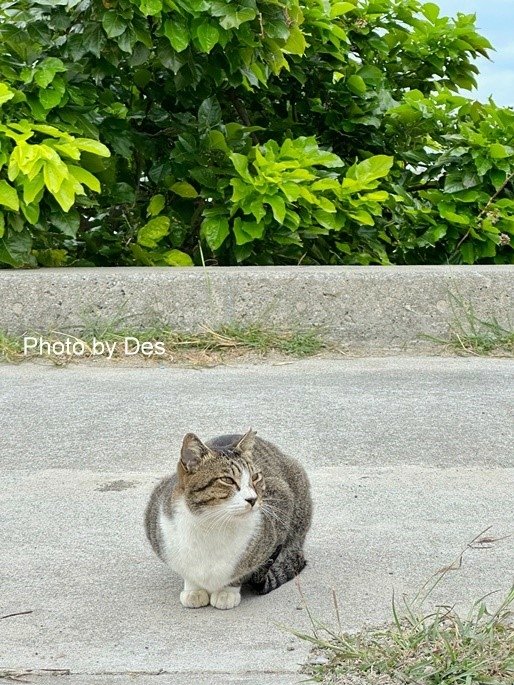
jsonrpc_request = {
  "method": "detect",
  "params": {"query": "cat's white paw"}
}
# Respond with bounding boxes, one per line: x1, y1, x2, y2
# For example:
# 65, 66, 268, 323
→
180, 588, 210, 608
210, 587, 241, 610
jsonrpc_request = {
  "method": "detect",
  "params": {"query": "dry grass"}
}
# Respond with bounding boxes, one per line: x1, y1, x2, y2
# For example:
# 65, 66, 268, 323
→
294, 528, 514, 685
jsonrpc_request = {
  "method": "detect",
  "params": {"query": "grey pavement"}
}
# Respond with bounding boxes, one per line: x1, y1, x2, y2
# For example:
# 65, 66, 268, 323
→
0, 358, 513, 684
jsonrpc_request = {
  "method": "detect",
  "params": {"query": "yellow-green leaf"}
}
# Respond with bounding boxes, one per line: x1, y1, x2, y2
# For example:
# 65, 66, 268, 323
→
0, 83, 15, 107
23, 175, 45, 204
52, 178, 77, 212
74, 138, 111, 157
347, 74, 367, 95
283, 26, 307, 55
68, 165, 101, 192
330, 2, 356, 18
170, 181, 198, 198
147, 194, 165, 216
43, 160, 67, 194
161, 249, 193, 266
137, 216, 170, 247
0, 180, 20, 211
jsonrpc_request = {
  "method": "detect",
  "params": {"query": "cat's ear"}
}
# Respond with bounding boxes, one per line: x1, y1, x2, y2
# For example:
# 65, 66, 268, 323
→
235, 428, 256, 457
180, 433, 210, 472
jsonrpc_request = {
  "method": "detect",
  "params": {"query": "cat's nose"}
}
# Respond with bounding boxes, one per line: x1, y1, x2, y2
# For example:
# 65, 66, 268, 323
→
245, 496, 257, 508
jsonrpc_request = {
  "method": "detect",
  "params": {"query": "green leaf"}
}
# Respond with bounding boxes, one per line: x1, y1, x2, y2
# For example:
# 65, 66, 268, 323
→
233, 217, 264, 245
0, 180, 19, 211
140, 0, 162, 16
74, 138, 111, 157
283, 26, 307, 55
147, 194, 165, 216
39, 86, 64, 111
102, 11, 127, 39
34, 57, 66, 88
50, 209, 80, 237
201, 216, 230, 250
0, 230, 32, 267
444, 170, 480, 193
347, 75, 367, 95
35, 249, 68, 267
438, 202, 470, 225
348, 155, 394, 184
160, 249, 193, 266
420, 225, 447, 245
208, 130, 229, 152
196, 24, 219, 53
215, 6, 256, 30
0, 212, 4, 238
489, 143, 510, 159
170, 181, 198, 198
311, 179, 341, 192
313, 210, 344, 230
348, 209, 374, 226
266, 195, 286, 223
460, 242, 475, 264
21, 200, 39, 225
198, 96, 222, 129
490, 169, 506, 191
138, 216, 171, 247
230, 153, 252, 182
0, 83, 15, 107
53, 177, 79, 212
163, 19, 190, 53
330, 2, 356, 18
23, 175, 45, 205
422, 2, 440, 22
68, 166, 101, 192
43, 160, 67, 194
365, 191, 389, 201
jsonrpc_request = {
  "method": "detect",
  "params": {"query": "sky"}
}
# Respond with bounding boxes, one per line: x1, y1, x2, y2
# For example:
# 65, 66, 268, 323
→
436, 0, 514, 106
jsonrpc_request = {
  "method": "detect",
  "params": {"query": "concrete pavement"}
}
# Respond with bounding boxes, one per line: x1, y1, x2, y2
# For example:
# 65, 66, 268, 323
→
0, 358, 513, 684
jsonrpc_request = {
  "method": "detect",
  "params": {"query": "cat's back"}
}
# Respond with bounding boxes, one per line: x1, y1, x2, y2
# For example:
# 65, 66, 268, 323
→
144, 474, 177, 560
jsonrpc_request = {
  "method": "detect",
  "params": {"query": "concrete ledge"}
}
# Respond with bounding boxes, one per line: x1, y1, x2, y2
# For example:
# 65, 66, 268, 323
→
0, 266, 512, 350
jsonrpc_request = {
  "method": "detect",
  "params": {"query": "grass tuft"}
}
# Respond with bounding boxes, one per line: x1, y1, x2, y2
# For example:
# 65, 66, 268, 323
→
427, 293, 514, 357
295, 529, 514, 685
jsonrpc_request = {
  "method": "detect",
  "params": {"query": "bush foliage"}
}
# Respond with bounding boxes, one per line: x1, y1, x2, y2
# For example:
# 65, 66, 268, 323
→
0, 0, 513, 267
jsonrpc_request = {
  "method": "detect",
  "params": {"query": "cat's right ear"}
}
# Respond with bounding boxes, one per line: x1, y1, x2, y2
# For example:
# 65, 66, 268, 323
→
180, 433, 210, 472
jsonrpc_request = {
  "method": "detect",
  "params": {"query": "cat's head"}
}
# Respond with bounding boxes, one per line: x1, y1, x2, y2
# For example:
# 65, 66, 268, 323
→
176, 429, 264, 517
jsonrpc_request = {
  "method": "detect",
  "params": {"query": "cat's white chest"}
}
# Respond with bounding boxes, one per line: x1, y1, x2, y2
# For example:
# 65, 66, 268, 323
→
159, 499, 260, 592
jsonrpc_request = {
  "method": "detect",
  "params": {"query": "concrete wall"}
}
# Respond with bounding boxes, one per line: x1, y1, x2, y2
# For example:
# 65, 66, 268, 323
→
0, 266, 512, 351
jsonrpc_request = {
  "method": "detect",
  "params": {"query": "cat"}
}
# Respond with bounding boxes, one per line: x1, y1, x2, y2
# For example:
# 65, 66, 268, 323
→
145, 429, 312, 610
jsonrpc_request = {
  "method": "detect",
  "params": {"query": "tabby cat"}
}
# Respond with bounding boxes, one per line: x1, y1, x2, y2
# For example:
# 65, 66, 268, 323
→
145, 429, 312, 610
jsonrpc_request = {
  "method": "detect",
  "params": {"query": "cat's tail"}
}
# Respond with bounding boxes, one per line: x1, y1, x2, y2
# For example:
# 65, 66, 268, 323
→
250, 547, 306, 595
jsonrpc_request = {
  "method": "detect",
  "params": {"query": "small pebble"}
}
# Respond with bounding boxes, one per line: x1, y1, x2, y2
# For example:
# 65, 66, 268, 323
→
309, 655, 330, 665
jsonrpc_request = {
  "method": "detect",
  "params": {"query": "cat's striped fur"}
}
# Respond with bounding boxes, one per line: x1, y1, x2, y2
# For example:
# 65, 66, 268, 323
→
145, 430, 312, 608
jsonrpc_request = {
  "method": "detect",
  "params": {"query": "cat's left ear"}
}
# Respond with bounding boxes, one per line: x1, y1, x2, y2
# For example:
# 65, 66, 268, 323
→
235, 428, 256, 457
180, 433, 210, 472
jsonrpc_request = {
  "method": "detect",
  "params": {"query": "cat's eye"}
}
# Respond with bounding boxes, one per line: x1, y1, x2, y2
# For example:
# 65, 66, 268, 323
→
252, 472, 262, 483
219, 476, 236, 486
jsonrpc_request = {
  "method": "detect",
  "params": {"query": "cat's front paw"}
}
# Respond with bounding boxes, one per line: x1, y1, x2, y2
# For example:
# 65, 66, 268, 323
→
180, 588, 210, 608
210, 586, 241, 610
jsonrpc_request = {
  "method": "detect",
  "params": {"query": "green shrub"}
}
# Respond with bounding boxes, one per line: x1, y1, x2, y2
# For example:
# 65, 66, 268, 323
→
0, 0, 512, 267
